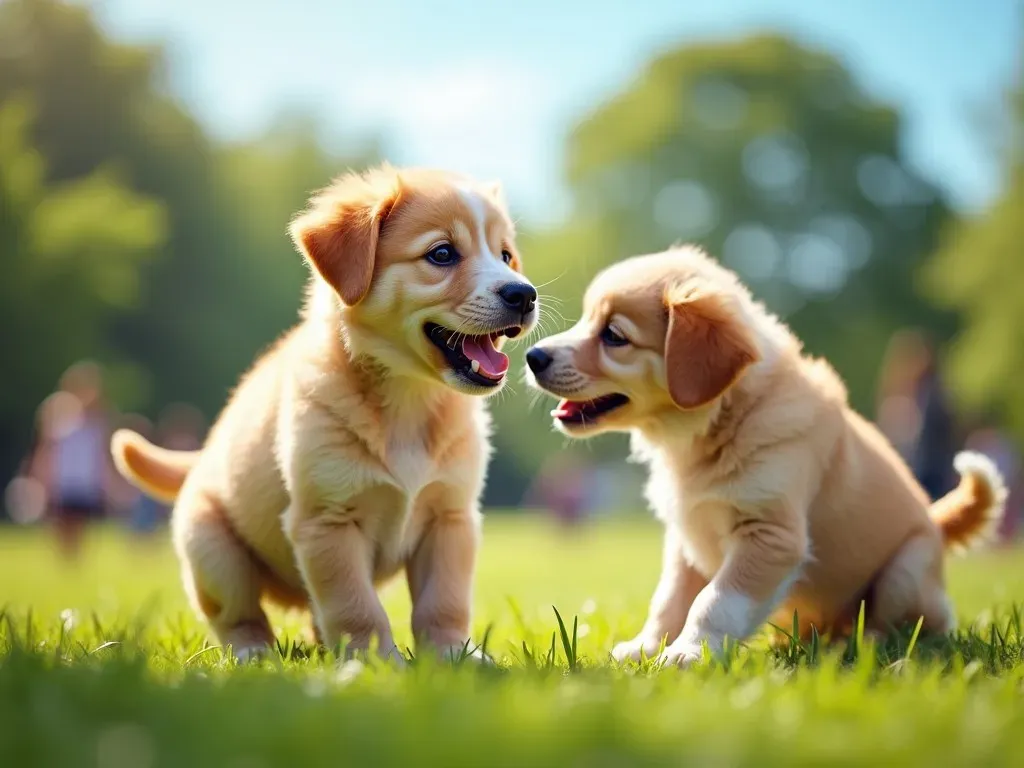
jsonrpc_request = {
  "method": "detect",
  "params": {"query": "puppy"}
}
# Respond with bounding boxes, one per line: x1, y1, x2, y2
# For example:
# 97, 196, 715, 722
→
110, 165, 538, 661
526, 246, 1004, 665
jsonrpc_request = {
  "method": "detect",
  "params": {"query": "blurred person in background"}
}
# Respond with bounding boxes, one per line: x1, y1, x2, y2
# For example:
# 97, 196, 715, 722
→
964, 425, 1022, 542
4, 397, 58, 526
40, 361, 116, 560
523, 454, 594, 529
876, 329, 958, 500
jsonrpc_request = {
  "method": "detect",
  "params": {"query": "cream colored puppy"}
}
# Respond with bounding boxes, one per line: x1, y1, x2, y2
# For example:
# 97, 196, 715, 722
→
526, 246, 1004, 665
111, 165, 538, 661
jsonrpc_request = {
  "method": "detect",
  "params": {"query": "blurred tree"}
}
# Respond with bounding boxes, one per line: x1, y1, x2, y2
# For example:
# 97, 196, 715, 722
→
568, 35, 956, 407
0, 0, 230, 426
0, 96, 165, 476
924, 52, 1024, 437
490, 35, 959, 496
217, 114, 382, 353
0, 0, 283, 414
0, 0, 377, 485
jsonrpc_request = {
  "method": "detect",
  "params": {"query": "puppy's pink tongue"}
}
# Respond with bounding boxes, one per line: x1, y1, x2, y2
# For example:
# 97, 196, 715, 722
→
462, 335, 509, 379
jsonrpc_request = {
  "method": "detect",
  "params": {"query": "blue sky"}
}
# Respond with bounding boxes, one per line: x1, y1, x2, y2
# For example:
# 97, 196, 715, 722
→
92, 0, 1021, 224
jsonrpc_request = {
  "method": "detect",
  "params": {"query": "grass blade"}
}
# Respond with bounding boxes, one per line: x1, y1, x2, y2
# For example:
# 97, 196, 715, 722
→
904, 616, 924, 662
850, 600, 866, 661
89, 640, 121, 655
571, 615, 578, 667
184, 645, 220, 667
791, 609, 800, 664
521, 640, 534, 666
552, 606, 577, 671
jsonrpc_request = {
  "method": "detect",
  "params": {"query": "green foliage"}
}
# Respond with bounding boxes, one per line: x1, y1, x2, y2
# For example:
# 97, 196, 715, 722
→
0, 95, 164, 468
0, 0, 376, 482
4, 520, 1024, 766
925, 176, 1024, 428
216, 116, 382, 360
924, 62, 1024, 440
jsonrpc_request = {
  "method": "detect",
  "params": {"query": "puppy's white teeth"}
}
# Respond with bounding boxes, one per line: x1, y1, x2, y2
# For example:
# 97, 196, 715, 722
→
470, 360, 480, 374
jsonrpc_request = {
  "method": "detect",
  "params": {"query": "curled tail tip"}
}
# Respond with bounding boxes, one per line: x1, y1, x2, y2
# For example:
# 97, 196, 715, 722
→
111, 427, 146, 452
954, 449, 1001, 480
110, 428, 147, 473
953, 450, 1008, 512
109, 429, 193, 504
940, 450, 1007, 552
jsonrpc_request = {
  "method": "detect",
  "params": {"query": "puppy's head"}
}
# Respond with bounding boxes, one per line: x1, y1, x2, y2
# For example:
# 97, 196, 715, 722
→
526, 247, 760, 437
290, 165, 538, 395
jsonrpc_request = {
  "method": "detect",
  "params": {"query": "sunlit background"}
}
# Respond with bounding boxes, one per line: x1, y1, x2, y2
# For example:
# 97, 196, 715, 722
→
2, 0, 1022, 540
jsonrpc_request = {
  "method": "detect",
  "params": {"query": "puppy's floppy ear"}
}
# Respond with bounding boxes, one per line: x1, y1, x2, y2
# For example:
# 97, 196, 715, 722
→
289, 172, 400, 306
663, 280, 760, 410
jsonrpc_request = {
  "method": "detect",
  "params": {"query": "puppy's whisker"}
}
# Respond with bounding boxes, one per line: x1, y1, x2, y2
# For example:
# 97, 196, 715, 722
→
535, 314, 559, 340
536, 311, 557, 333
542, 309, 570, 330
541, 303, 569, 321
446, 318, 473, 350
537, 292, 565, 307
534, 318, 556, 339
534, 270, 568, 290
531, 305, 568, 336
527, 389, 547, 412
537, 305, 565, 322
500, 382, 518, 404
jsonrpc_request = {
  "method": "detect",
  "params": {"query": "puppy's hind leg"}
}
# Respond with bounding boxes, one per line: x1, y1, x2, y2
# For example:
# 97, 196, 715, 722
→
173, 493, 274, 661
869, 529, 955, 637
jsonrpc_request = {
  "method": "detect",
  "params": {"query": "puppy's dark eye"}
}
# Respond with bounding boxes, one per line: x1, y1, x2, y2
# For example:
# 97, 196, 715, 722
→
600, 325, 629, 347
425, 244, 459, 266
501, 249, 514, 265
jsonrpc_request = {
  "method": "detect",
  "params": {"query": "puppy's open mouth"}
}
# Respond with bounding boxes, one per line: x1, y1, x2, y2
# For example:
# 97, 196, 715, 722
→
552, 393, 630, 424
424, 323, 521, 388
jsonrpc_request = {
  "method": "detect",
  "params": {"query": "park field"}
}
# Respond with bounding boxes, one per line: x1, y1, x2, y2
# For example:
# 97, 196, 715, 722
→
2, 514, 1024, 766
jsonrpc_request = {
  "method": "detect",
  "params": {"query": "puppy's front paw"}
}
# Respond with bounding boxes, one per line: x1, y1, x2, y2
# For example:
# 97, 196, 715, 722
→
611, 635, 668, 664
658, 642, 704, 667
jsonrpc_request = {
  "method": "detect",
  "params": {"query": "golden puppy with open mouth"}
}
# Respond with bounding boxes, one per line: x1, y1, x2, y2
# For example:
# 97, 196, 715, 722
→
526, 245, 1004, 665
110, 165, 538, 662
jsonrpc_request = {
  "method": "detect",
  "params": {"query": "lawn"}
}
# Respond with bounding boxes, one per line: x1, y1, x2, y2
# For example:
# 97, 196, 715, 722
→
2, 515, 1024, 767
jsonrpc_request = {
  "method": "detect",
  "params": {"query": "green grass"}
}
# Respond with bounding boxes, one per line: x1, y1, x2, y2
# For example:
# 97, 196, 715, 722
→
3, 516, 1024, 766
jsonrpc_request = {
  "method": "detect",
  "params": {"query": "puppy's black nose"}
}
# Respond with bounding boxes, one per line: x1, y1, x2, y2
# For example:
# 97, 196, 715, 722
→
498, 282, 537, 316
526, 347, 553, 374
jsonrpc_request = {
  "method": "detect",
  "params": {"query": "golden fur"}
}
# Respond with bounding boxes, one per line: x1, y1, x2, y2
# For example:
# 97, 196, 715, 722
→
111, 165, 538, 661
526, 246, 1005, 665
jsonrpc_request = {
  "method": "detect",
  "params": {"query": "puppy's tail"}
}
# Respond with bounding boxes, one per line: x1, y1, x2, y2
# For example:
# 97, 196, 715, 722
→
110, 429, 199, 504
929, 451, 1007, 553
